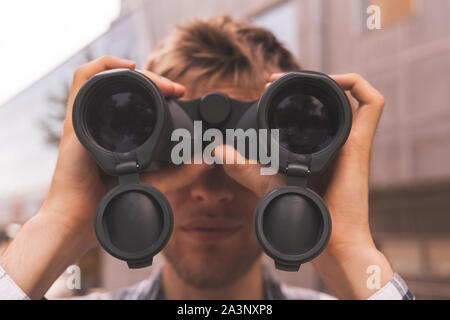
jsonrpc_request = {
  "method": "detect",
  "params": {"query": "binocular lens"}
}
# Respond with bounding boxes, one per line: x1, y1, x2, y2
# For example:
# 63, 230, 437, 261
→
268, 88, 338, 154
86, 86, 157, 153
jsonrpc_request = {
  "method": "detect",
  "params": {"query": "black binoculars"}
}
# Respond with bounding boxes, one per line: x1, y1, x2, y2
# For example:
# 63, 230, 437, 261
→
72, 69, 352, 271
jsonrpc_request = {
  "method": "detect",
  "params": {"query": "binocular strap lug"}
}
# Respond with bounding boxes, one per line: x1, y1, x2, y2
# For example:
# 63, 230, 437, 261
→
286, 163, 310, 187
116, 160, 140, 185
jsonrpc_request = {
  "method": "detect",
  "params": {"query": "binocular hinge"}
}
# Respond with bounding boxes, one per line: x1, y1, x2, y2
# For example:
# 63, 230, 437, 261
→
116, 161, 140, 185
286, 163, 310, 187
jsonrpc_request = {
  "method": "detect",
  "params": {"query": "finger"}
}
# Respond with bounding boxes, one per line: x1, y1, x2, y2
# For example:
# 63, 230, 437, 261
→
137, 69, 186, 98
330, 73, 385, 140
345, 91, 358, 122
140, 162, 213, 194
69, 56, 136, 107
269, 72, 286, 82
72, 56, 136, 85
213, 144, 285, 197
329, 73, 383, 106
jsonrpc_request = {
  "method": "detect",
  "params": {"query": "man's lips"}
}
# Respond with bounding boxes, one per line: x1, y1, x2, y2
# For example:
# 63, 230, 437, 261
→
179, 219, 243, 242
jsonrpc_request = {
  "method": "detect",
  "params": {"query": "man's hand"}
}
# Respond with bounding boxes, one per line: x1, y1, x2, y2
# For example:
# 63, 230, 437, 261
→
0, 56, 210, 299
215, 72, 393, 299
41, 56, 187, 236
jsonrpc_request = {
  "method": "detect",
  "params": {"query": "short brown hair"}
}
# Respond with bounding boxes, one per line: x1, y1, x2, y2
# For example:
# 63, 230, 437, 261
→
146, 14, 301, 97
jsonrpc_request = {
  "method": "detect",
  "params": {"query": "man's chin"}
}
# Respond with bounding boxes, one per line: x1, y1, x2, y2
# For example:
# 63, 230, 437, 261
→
162, 249, 262, 289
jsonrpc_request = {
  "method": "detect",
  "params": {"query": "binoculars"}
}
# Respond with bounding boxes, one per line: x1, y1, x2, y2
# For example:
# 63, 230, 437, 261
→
72, 69, 352, 271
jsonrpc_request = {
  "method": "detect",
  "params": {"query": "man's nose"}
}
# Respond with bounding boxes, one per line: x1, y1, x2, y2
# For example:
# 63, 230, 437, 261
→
189, 166, 235, 204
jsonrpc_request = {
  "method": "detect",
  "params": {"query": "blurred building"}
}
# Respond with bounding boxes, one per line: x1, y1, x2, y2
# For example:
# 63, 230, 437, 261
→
312, 0, 450, 299
0, 0, 449, 299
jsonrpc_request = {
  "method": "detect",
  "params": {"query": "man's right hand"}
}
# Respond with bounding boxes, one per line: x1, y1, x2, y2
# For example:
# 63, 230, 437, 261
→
0, 56, 210, 299
40, 56, 189, 240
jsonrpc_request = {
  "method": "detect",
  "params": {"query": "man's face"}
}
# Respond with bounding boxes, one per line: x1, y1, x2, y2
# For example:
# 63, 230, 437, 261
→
150, 84, 263, 289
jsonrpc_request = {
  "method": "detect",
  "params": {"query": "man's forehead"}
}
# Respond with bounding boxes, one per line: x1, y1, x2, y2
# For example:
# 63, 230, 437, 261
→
182, 81, 262, 101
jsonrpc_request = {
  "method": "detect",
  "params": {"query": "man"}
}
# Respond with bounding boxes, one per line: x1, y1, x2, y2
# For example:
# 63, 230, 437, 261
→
0, 15, 413, 300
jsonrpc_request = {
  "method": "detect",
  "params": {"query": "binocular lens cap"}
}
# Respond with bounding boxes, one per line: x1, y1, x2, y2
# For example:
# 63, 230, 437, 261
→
104, 191, 163, 252
263, 193, 323, 255
254, 187, 331, 271
95, 184, 173, 268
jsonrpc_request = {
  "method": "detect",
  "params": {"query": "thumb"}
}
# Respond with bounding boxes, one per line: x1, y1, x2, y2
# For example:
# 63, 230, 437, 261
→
213, 144, 285, 197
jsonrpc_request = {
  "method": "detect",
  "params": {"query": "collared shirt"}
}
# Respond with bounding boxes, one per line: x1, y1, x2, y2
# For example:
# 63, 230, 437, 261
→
0, 263, 414, 300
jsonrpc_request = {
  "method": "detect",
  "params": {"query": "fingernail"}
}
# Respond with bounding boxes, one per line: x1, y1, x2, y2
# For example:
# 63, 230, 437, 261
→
159, 76, 173, 87
124, 60, 136, 69
270, 73, 284, 80
173, 82, 185, 92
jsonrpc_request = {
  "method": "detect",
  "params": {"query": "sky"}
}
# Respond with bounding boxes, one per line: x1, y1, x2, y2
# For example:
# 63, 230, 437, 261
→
0, 0, 121, 106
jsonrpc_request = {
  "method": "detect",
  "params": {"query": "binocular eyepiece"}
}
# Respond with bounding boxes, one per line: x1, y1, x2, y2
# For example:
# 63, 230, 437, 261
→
72, 69, 352, 271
